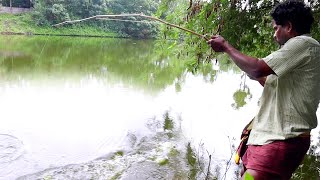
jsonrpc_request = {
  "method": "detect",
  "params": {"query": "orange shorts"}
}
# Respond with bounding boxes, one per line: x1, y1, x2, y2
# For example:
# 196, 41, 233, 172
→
242, 136, 310, 179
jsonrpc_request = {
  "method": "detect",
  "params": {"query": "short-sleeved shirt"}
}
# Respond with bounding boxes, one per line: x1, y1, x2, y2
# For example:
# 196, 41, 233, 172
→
248, 35, 320, 145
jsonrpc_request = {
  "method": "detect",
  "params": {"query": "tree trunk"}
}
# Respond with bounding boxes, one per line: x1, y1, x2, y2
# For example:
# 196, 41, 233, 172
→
10, 0, 12, 13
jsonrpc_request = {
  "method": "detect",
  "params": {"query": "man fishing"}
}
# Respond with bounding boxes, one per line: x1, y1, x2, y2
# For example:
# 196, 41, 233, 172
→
208, 0, 320, 179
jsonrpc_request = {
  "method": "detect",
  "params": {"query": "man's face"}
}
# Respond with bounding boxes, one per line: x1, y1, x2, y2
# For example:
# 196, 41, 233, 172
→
272, 20, 290, 46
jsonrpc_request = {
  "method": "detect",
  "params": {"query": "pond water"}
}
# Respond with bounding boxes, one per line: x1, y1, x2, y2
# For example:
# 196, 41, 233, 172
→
0, 36, 319, 179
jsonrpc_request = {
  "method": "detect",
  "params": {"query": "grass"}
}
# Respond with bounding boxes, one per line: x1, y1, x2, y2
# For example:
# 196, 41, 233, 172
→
0, 13, 119, 37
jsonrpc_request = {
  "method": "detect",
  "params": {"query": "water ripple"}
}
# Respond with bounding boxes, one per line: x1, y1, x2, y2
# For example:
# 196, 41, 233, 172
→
0, 134, 24, 164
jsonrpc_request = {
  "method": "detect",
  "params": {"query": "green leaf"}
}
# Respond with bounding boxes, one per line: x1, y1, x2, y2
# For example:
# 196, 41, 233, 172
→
244, 172, 254, 180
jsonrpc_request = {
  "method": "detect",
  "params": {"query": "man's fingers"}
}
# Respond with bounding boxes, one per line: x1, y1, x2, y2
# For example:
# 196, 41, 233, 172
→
211, 34, 220, 39
208, 35, 221, 45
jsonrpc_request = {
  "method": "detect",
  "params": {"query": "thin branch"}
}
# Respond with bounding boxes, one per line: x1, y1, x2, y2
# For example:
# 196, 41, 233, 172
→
53, 13, 209, 40
222, 136, 236, 180
205, 150, 212, 180
197, 140, 206, 177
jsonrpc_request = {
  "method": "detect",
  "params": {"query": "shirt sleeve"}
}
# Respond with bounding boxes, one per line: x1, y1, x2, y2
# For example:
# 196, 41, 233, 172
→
262, 38, 307, 77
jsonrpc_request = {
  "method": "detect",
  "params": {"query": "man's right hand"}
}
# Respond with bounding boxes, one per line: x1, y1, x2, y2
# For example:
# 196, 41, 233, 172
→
207, 35, 228, 52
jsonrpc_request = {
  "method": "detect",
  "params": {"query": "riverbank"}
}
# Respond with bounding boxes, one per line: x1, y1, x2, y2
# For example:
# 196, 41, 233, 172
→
0, 13, 121, 38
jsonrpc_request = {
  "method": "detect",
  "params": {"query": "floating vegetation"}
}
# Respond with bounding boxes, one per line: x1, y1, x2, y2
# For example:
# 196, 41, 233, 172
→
109, 171, 124, 180
169, 147, 180, 157
110, 151, 124, 160
163, 111, 174, 131
115, 151, 124, 157
163, 111, 175, 138
157, 158, 169, 166
186, 142, 198, 180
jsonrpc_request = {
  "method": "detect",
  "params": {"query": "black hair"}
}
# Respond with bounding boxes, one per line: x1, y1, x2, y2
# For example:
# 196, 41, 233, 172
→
271, 0, 314, 35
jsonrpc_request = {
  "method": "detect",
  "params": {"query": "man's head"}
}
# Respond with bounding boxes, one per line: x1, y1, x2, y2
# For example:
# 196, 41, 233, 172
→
270, 0, 314, 45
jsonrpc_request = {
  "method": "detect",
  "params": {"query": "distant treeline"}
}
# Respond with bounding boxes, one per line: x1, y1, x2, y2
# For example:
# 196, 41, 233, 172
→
28, 0, 160, 38
2, 0, 32, 8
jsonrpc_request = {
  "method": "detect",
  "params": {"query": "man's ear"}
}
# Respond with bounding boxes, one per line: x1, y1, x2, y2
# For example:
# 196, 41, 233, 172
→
284, 21, 299, 37
286, 21, 298, 36
287, 22, 293, 32
285, 22, 293, 33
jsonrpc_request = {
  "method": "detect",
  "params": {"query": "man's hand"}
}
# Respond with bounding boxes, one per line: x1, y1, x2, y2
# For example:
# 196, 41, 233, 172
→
247, 74, 267, 86
207, 35, 228, 52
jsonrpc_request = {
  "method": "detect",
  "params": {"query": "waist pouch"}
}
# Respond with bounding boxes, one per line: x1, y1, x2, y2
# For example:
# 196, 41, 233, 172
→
235, 119, 253, 165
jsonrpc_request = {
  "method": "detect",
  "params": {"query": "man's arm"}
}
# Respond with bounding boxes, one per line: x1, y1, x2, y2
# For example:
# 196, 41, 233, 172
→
208, 35, 275, 80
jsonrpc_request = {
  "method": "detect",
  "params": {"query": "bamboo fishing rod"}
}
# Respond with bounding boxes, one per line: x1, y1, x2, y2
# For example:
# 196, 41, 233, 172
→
53, 13, 209, 41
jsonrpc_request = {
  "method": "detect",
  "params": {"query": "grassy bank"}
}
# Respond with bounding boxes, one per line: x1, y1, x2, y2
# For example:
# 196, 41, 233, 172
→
0, 13, 119, 37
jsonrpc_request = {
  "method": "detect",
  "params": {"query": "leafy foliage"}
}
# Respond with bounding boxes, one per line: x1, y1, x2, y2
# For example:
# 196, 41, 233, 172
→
155, 0, 320, 70
292, 131, 320, 179
32, 0, 71, 25
31, 0, 160, 38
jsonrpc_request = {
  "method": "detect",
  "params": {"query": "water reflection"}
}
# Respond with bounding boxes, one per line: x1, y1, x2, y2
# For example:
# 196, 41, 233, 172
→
0, 35, 186, 93
0, 36, 318, 179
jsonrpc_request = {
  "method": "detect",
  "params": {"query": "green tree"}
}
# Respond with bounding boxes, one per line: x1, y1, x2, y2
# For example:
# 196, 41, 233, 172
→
107, 0, 160, 38
32, 0, 70, 25
156, 0, 320, 66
